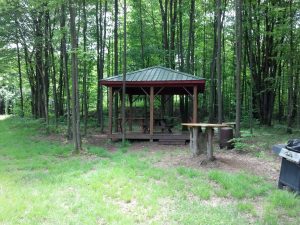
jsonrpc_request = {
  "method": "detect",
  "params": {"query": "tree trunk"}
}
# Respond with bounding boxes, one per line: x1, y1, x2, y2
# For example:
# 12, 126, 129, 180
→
69, 0, 82, 152
216, 0, 222, 124
235, 0, 242, 137
100, 0, 107, 133
139, 0, 145, 68
83, 0, 88, 136
34, 10, 45, 118
15, 25, 24, 117
60, 4, 72, 139
287, 0, 294, 133
159, 0, 169, 67
169, 0, 177, 70
43, 7, 50, 131
209, 17, 217, 123
114, 0, 119, 132
186, 0, 195, 74
122, 0, 127, 144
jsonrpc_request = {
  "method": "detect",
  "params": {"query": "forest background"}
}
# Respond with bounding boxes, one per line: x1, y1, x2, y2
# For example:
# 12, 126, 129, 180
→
0, 0, 299, 149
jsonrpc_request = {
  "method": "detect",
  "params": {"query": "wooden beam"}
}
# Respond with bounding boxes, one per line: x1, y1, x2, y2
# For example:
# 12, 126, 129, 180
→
150, 86, 154, 142
193, 85, 198, 123
108, 87, 113, 135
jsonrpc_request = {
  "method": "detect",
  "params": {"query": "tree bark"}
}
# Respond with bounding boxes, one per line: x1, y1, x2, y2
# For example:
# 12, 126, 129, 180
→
186, 0, 195, 74
83, 0, 88, 136
60, 4, 72, 139
287, 0, 294, 133
216, 0, 223, 124
159, 0, 169, 67
15, 22, 24, 117
139, 0, 145, 68
69, 0, 82, 152
122, 0, 127, 144
114, 0, 119, 132
235, 0, 242, 137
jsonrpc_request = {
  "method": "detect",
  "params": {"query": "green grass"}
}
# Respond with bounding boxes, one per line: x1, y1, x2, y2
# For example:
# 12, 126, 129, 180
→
208, 170, 272, 199
0, 116, 300, 224
234, 127, 300, 156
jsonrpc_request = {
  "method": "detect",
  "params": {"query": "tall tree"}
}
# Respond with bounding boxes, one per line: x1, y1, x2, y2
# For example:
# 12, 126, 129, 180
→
60, 3, 72, 139
159, 0, 169, 67
186, 0, 195, 74
122, 0, 127, 144
235, 0, 242, 137
96, 0, 107, 132
139, 0, 145, 68
287, 0, 294, 133
15, 20, 24, 117
100, 0, 108, 133
114, 0, 119, 132
216, 0, 223, 124
69, 0, 82, 152
49, 13, 59, 125
83, 0, 88, 135
169, 0, 177, 69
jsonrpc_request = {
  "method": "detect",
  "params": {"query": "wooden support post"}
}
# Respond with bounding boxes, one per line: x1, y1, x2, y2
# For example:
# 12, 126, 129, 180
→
207, 127, 214, 160
129, 95, 133, 131
193, 85, 198, 123
192, 127, 199, 156
150, 86, 154, 142
114, 92, 119, 132
108, 87, 113, 136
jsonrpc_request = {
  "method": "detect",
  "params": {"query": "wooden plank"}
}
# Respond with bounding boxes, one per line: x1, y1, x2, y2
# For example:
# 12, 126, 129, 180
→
159, 139, 186, 145
182, 123, 228, 128
150, 86, 154, 142
108, 87, 113, 135
108, 132, 189, 141
193, 85, 198, 123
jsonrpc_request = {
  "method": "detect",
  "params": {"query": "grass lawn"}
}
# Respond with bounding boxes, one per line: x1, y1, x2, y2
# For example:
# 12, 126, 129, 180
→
0, 116, 299, 225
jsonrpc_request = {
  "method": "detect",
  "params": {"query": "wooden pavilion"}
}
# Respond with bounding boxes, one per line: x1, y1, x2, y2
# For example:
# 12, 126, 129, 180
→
100, 66, 205, 142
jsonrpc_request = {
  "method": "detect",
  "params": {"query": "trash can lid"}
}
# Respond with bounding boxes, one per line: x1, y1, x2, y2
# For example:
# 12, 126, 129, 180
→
272, 144, 285, 155
286, 139, 300, 153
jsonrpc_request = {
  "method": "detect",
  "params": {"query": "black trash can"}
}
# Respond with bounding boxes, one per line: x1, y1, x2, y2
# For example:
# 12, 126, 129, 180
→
273, 139, 300, 193
219, 127, 234, 149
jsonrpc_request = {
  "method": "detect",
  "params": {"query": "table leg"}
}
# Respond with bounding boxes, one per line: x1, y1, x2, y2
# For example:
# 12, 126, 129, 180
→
197, 128, 206, 154
189, 128, 193, 153
190, 127, 200, 156
193, 127, 199, 156
207, 127, 214, 160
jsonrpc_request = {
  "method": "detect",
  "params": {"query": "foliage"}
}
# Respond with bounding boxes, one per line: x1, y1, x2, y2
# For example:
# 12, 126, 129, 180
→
0, 0, 299, 130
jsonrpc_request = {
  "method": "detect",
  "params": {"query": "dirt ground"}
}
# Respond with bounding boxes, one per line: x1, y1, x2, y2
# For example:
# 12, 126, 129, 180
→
42, 133, 281, 182
85, 134, 281, 182
126, 142, 280, 181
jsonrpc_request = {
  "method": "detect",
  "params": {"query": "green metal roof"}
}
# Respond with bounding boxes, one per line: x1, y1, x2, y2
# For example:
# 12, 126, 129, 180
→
102, 66, 205, 82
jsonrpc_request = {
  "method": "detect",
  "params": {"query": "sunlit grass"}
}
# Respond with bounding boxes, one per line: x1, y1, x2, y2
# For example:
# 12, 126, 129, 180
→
0, 116, 299, 224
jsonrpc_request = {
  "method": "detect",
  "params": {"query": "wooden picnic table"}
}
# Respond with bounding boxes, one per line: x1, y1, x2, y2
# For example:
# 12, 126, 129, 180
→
117, 117, 146, 132
182, 123, 229, 160
118, 117, 173, 133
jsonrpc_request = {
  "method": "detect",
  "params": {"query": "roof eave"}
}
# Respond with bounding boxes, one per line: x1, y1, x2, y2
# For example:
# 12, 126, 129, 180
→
100, 80, 206, 87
